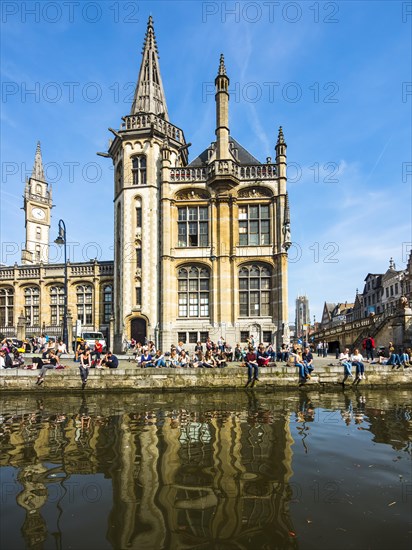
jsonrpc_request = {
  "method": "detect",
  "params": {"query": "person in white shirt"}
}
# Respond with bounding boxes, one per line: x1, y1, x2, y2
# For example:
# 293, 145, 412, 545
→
56, 340, 67, 359
339, 348, 353, 386
350, 349, 365, 384
0, 354, 5, 369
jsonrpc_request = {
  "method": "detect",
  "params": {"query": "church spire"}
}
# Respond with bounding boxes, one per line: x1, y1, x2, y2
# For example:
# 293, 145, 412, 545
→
130, 16, 169, 120
32, 141, 46, 181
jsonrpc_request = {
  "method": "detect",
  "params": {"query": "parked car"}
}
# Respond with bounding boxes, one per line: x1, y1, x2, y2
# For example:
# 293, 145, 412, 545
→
80, 331, 107, 352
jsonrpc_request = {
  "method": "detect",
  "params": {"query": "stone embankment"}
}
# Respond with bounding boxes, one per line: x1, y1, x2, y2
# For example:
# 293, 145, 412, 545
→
1, 357, 411, 392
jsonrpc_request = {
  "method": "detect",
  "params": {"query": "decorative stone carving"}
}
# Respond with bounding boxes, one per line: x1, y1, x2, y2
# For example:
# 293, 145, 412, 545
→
175, 189, 210, 201
237, 187, 273, 199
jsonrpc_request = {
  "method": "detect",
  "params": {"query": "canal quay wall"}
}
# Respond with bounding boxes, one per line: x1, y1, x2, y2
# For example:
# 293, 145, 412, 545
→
1, 358, 412, 392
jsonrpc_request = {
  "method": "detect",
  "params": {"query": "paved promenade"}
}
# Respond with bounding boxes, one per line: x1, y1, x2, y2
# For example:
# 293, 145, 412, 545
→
1, 354, 411, 392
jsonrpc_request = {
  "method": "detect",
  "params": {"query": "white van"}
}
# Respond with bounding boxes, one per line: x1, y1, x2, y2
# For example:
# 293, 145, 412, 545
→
80, 331, 107, 352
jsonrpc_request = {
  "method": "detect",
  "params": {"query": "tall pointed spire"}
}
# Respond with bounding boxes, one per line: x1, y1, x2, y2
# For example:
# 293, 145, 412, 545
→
32, 141, 46, 181
131, 16, 169, 120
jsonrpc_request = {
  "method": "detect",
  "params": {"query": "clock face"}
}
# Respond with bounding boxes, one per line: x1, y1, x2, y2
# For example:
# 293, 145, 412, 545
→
32, 207, 46, 220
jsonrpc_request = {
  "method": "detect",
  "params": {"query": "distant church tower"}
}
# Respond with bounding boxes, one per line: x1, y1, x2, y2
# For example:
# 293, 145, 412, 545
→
295, 295, 310, 339
22, 142, 52, 264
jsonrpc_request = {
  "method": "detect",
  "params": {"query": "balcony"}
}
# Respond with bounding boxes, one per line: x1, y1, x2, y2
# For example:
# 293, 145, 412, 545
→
122, 113, 185, 144
170, 162, 277, 186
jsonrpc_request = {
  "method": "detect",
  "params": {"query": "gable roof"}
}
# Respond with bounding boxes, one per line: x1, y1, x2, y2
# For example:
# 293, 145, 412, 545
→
189, 137, 261, 167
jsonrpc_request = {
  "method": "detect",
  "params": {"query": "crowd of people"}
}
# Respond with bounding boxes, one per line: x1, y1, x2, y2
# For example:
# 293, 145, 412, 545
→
1, 333, 411, 390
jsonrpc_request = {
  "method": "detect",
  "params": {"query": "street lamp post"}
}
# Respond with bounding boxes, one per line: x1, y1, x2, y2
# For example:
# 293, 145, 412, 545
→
55, 220, 68, 349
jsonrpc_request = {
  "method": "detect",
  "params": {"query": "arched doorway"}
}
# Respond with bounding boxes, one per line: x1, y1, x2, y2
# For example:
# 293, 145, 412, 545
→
131, 318, 147, 345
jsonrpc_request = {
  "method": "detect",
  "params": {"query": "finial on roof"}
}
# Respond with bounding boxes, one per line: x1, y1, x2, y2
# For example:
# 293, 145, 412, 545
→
277, 126, 285, 144
32, 141, 45, 181
218, 53, 226, 76
389, 257, 394, 270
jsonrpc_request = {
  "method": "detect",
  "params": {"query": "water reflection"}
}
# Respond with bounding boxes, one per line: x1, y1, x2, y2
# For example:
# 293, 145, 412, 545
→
0, 390, 411, 550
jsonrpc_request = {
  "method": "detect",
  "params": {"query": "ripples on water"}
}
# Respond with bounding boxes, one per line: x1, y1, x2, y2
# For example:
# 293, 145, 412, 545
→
0, 390, 411, 550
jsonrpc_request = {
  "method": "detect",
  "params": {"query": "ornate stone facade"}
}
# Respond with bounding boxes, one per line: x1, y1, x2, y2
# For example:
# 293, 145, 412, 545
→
102, 19, 290, 352
0, 17, 290, 352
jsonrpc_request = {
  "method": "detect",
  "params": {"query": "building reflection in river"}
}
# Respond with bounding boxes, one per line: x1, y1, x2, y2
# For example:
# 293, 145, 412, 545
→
1, 393, 298, 549
1, 391, 411, 549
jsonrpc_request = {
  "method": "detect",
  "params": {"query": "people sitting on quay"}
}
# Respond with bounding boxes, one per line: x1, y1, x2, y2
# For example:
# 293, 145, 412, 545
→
35, 350, 59, 385
244, 345, 259, 387
140, 348, 154, 368
79, 346, 91, 389
351, 348, 365, 384
234, 343, 245, 362
12, 350, 25, 368
386, 342, 402, 368
91, 339, 103, 367
257, 343, 270, 367
399, 349, 411, 368
56, 339, 67, 360
0, 348, 13, 369
75, 338, 86, 362
302, 346, 314, 377
100, 351, 119, 369
288, 345, 311, 386
153, 350, 166, 368
339, 348, 353, 386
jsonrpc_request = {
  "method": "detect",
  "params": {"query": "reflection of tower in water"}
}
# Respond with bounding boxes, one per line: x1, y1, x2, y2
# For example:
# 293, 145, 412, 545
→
108, 405, 297, 549
17, 463, 48, 550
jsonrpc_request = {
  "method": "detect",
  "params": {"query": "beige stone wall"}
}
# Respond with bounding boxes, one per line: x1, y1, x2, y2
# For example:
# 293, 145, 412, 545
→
1, 364, 411, 391
0, 263, 113, 337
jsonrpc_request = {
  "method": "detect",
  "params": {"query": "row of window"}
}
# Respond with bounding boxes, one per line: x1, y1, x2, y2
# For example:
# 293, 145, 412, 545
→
177, 330, 273, 344
177, 205, 271, 247
1, 263, 275, 325
131, 202, 273, 251
365, 283, 400, 307
0, 285, 113, 327
177, 264, 273, 318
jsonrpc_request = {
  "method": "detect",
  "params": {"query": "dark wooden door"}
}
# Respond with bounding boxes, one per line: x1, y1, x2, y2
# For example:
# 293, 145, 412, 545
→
131, 318, 146, 345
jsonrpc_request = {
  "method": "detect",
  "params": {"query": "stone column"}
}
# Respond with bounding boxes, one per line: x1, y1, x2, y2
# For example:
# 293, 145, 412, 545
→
67, 310, 73, 353
109, 315, 115, 352
17, 312, 26, 341
216, 196, 231, 324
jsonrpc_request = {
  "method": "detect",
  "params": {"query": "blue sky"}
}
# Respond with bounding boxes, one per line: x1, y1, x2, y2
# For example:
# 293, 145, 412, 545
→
1, 0, 411, 322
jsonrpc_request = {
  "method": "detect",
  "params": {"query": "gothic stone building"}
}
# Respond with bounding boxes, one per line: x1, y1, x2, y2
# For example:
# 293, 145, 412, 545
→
0, 17, 290, 352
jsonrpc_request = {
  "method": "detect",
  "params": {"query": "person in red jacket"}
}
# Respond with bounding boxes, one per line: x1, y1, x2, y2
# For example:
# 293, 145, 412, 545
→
91, 340, 103, 366
363, 335, 375, 361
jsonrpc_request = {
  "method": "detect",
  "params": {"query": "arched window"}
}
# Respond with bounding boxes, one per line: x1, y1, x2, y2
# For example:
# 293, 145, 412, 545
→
76, 284, 93, 326
103, 284, 113, 323
36, 226, 41, 241
0, 288, 14, 327
24, 287, 40, 326
35, 245, 41, 263
132, 156, 146, 185
178, 266, 210, 318
50, 286, 65, 326
115, 162, 123, 194
36, 184, 42, 195
239, 265, 271, 317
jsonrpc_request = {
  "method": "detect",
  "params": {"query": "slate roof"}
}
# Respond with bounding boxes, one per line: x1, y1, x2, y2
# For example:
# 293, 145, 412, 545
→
189, 137, 261, 167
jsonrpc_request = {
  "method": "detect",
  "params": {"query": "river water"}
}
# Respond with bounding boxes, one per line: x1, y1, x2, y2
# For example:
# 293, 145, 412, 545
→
0, 389, 411, 550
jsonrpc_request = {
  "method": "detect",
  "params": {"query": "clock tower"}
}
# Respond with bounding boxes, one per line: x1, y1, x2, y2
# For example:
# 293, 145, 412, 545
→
22, 142, 53, 264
